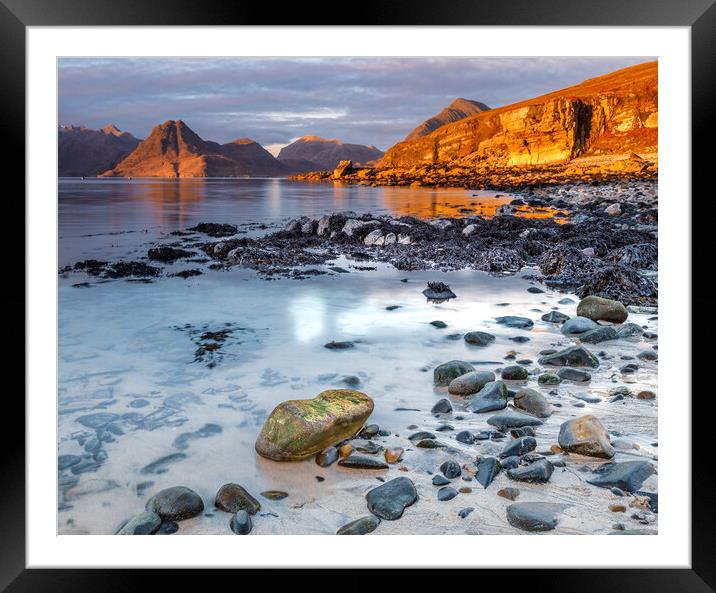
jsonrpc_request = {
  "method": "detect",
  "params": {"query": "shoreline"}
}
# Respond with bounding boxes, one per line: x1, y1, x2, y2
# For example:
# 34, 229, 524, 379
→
60, 179, 658, 307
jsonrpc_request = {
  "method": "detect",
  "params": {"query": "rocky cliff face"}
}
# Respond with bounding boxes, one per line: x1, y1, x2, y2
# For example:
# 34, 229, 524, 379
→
277, 136, 384, 170
58, 124, 141, 177
404, 98, 490, 141
381, 61, 657, 174
103, 120, 291, 177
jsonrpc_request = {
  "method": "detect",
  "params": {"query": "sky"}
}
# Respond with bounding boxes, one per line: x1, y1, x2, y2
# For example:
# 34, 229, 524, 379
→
58, 57, 653, 155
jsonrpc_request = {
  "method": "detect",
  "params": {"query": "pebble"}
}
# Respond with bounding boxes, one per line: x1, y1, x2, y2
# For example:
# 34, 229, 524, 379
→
146, 486, 205, 521
316, 446, 339, 467
501, 365, 529, 380
366, 477, 418, 520
214, 483, 261, 515
260, 490, 288, 500
497, 487, 520, 501
438, 487, 458, 501
506, 502, 566, 532
384, 447, 404, 464
337, 515, 380, 535
338, 455, 389, 470
229, 510, 253, 535
458, 507, 474, 518
507, 458, 554, 483
431, 398, 453, 414
432, 475, 451, 486
440, 460, 462, 479
500, 436, 537, 458
475, 456, 501, 489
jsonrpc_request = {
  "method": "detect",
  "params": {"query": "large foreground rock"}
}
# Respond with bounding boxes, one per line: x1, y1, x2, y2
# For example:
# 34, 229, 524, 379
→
577, 295, 628, 323
145, 486, 204, 521
587, 461, 656, 492
538, 346, 600, 368
506, 502, 567, 532
255, 389, 374, 461
366, 477, 418, 520
558, 415, 615, 458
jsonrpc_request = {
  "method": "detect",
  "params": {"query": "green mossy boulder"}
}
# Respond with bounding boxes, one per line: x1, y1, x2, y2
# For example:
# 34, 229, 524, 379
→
255, 389, 374, 461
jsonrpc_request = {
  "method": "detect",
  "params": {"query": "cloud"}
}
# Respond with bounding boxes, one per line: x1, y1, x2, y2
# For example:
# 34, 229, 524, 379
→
58, 56, 654, 150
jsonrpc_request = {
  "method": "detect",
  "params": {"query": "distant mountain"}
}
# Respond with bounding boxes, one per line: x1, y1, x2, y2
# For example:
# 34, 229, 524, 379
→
277, 136, 384, 170
58, 124, 141, 177
404, 98, 490, 142
102, 120, 291, 177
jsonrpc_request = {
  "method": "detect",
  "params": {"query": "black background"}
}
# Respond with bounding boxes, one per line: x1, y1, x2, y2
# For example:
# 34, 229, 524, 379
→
2, 0, 713, 590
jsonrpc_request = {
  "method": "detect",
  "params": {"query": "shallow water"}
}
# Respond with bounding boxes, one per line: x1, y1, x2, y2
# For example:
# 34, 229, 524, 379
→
58, 179, 657, 535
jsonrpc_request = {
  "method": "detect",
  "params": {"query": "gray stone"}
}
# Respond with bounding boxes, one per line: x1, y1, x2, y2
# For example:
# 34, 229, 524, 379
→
580, 326, 618, 344
507, 458, 553, 483
542, 311, 570, 324
116, 511, 162, 535
506, 502, 566, 532
538, 346, 600, 368
513, 388, 552, 418
215, 483, 261, 515
558, 368, 592, 383
230, 510, 253, 535
587, 461, 656, 492
366, 477, 418, 520
467, 381, 508, 413
448, 371, 496, 395
561, 316, 599, 335
431, 398, 453, 414
434, 360, 475, 386
464, 331, 496, 347
500, 436, 537, 458
487, 407, 544, 429
496, 316, 534, 329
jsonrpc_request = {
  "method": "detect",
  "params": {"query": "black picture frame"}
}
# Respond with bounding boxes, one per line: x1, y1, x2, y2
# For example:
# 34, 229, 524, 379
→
4, 0, 713, 590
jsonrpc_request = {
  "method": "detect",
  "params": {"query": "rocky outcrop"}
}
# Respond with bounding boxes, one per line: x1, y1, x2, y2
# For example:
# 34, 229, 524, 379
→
404, 98, 490, 141
382, 62, 657, 172
277, 135, 384, 170
102, 120, 293, 178
294, 62, 657, 187
58, 124, 141, 177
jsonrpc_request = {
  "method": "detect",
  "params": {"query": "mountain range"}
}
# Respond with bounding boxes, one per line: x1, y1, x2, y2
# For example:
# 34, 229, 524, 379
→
277, 136, 383, 170
58, 60, 657, 179
58, 124, 140, 177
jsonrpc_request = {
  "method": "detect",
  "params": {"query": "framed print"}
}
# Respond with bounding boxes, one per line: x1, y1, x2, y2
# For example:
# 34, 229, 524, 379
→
5, 0, 715, 589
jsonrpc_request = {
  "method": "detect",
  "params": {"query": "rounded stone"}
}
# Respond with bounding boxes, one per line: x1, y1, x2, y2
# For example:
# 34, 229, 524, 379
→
448, 371, 496, 395
558, 415, 615, 458
464, 331, 496, 347
434, 360, 476, 386
366, 477, 418, 520
506, 502, 565, 532
561, 316, 600, 335
337, 515, 380, 535
214, 483, 261, 515
501, 365, 529, 380
116, 511, 161, 535
145, 486, 204, 521
577, 296, 628, 323
229, 510, 253, 535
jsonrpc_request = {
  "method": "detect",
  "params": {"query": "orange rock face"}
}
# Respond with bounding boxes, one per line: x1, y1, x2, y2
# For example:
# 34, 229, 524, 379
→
380, 61, 657, 178
103, 120, 292, 178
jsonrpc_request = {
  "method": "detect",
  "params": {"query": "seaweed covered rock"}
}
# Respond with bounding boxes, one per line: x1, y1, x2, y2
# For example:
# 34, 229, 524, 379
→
255, 389, 374, 461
